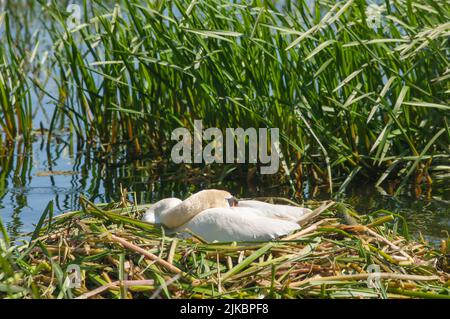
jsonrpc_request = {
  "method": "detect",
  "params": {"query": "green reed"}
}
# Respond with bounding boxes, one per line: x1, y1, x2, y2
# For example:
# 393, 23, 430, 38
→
0, 13, 34, 144
4, 0, 450, 192
0, 0, 49, 146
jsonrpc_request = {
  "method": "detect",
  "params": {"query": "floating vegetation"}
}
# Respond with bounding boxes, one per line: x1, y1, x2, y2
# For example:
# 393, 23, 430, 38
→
35, 170, 79, 177
1, 198, 448, 299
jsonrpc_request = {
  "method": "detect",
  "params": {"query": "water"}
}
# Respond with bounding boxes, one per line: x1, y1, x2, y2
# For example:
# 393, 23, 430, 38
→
0, 1, 449, 244
1, 134, 449, 244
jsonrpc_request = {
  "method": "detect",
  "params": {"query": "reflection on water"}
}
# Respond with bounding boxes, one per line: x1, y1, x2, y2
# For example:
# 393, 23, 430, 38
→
0, 135, 449, 244
341, 187, 450, 243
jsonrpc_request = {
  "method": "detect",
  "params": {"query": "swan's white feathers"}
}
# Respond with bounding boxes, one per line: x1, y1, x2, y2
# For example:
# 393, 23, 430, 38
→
142, 211, 157, 224
176, 207, 300, 242
143, 198, 182, 225
238, 200, 313, 222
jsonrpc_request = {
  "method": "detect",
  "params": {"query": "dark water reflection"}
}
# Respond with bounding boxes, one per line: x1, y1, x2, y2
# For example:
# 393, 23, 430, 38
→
340, 187, 450, 243
0, 135, 448, 244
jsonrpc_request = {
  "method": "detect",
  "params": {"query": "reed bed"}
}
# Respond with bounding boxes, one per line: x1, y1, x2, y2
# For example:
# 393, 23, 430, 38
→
34, 0, 449, 192
0, 1, 50, 146
1, 0, 449, 192
0, 13, 34, 145
1, 198, 448, 299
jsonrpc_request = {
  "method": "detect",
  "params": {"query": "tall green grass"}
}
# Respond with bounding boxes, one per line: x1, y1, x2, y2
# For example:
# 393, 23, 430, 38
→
3, 0, 450, 193
0, 1, 48, 146
0, 13, 34, 144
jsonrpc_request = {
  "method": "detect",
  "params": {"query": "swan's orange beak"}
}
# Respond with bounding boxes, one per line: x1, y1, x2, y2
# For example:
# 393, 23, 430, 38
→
226, 196, 238, 207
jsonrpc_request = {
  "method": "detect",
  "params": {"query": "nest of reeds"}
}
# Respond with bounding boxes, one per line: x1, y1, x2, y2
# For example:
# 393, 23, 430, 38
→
1, 197, 449, 299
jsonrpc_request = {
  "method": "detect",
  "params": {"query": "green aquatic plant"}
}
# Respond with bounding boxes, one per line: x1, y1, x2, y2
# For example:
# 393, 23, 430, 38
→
32, 0, 449, 193
0, 1, 50, 146
0, 13, 34, 144
0, 0, 448, 193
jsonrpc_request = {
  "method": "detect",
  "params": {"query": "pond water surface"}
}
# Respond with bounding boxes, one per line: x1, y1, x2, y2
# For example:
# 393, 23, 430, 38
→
1, 134, 449, 244
0, 1, 449, 245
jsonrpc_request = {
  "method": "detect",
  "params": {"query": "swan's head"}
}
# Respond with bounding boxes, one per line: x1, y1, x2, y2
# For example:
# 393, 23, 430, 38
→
142, 198, 182, 224
143, 189, 237, 228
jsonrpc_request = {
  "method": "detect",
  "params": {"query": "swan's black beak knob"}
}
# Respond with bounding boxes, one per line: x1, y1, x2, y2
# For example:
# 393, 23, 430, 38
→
226, 196, 238, 207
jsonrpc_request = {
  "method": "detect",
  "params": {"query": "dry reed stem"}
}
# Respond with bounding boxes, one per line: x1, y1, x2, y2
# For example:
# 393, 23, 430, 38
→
290, 273, 441, 288
76, 280, 155, 299
108, 234, 183, 275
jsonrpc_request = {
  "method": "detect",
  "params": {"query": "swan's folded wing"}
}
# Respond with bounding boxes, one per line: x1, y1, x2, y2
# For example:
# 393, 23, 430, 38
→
238, 200, 313, 222
176, 207, 300, 242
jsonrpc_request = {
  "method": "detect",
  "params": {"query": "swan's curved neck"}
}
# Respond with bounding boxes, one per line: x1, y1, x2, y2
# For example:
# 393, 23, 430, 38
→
160, 190, 231, 228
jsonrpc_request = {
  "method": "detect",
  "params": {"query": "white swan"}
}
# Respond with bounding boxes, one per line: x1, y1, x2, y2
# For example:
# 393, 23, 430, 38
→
142, 190, 313, 242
